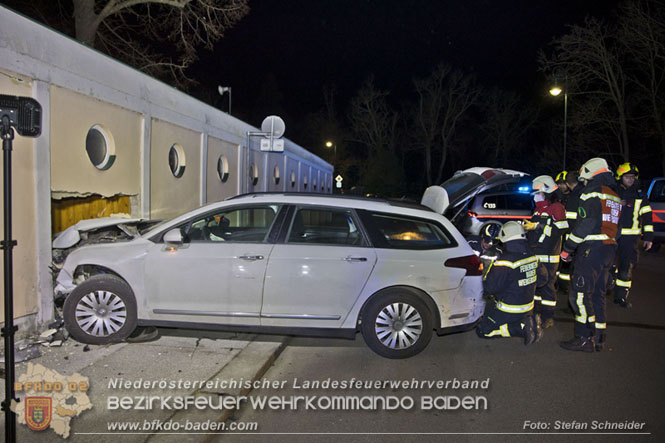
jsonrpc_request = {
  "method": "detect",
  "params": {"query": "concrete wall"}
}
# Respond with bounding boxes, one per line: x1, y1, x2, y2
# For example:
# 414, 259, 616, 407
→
50, 86, 142, 199
0, 69, 40, 324
149, 119, 202, 220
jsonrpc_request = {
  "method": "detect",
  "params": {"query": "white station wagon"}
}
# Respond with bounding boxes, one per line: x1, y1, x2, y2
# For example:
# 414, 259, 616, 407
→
55, 193, 485, 358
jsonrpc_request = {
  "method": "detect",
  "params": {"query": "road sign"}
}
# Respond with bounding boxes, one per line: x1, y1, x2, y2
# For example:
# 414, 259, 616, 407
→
335, 175, 343, 183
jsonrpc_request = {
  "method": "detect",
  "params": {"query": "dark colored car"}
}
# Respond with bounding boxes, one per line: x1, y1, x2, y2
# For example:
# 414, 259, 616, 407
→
647, 177, 665, 252
422, 167, 533, 237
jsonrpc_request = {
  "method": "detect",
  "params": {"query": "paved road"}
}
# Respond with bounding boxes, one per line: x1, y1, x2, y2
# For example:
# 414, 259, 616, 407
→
216, 249, 665, 443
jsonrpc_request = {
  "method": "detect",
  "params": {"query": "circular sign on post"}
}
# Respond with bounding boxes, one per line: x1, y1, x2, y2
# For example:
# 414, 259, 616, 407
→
261, 115, 286, 138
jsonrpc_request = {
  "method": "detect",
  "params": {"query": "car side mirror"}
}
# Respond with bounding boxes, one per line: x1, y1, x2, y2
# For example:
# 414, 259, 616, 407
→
163, 228, 184, 247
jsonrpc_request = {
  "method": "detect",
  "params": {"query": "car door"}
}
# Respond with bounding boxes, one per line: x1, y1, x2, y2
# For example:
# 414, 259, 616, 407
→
261, 205, 377, 328
143, 204, 281, 325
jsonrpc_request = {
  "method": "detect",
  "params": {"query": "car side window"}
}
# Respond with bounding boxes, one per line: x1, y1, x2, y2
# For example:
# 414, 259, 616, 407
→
505, 193, 534, 210
364, 212, 454, 250
287, 207, 365, 246
187, 205, 279, 243
480, 195, 505, 210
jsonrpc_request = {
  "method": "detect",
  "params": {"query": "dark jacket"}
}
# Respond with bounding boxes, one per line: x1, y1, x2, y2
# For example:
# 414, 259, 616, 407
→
563, 172, 621, 253
483, 238, 537, 314
617, 182, 654, 241
565, 182, 585, 232
530, 199, 568, 259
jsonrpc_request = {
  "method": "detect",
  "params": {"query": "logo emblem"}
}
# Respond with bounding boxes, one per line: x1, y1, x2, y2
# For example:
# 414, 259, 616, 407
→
25, 397, 52, 431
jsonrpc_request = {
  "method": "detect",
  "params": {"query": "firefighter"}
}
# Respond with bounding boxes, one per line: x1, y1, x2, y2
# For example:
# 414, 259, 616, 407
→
560, 158, 621, 352
613, 162, 654, 308
476, 221, 541, 345
525, 175, 568, 328
555, 171, 570, 196
557, 170, 584, 289
467, 224, 502, 275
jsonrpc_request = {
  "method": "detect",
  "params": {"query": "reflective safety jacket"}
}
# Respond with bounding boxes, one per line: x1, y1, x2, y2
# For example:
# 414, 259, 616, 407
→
565, 182, 585, 232
530, 199, 568, 262
563, 172, 622, 253
483, 239, 537, 314
617, 183, 654, 241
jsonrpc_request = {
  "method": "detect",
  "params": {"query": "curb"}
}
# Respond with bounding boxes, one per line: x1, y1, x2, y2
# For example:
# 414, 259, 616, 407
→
146, 335, 289, 442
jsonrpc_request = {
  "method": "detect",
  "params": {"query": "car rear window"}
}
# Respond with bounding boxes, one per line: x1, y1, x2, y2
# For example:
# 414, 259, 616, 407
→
360, 211, 455, 250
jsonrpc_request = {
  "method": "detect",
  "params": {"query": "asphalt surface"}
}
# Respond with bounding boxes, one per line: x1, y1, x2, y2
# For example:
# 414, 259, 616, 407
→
214, 249, 665, 443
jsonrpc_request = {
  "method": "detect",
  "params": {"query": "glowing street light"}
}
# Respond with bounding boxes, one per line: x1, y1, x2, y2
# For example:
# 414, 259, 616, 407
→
325, 140, 336, 166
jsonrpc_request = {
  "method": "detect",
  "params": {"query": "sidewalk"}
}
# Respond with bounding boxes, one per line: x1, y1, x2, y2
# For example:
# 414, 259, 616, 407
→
1, 328, 287, 442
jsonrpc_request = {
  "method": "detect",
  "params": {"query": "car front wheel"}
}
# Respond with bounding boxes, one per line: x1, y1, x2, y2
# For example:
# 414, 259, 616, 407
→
63, 274, 138, 345
361, 289, 434, 359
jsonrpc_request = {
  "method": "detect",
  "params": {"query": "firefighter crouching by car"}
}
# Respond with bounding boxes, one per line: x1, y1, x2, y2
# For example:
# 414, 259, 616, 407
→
560, 158, 621, 352
467, 224, 502, 276
476, 221, 541, 345
613, 162, 654, 308
523, 175, 568, 329
558, 170, 584, 289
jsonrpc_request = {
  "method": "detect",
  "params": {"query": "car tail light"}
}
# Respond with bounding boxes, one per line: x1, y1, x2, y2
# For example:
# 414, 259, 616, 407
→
445, 254, 483, 276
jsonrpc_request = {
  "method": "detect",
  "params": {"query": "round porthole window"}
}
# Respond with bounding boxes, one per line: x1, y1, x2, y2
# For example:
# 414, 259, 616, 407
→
217, 155, 229, 182
290, 171, 296, 188
303, 174, 308, 189
169, 144, 186, 178
86, 125, 115, 170
250, 164, 259, 186
274, 165, 280, 185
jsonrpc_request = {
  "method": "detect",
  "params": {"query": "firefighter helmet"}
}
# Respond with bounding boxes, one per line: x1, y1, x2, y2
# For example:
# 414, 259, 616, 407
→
579, 157, 610, 181
616, 162, 639, 179
498, 221, 526, 243
532, 175, 558, 194
482, 224, 500, 242
555, 171, 568, 183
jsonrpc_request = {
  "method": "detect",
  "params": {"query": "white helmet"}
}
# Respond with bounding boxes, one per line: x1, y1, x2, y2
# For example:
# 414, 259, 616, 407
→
531, 175, 558, 194
579, 157, 610, 181
498, 221, 526, 243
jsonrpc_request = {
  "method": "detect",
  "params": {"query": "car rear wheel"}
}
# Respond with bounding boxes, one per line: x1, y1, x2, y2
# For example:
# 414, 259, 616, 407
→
361, 289, 433, 359
63, 274, 138, 345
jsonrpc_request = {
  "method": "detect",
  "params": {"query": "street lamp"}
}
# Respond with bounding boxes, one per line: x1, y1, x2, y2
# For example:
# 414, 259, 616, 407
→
217, 86, 232, 115
325, 140, 336, 166
549, 81, 568, 171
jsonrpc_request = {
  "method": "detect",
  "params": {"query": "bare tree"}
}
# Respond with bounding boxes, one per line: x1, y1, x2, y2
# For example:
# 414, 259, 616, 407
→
478, 87, 539, 166
539, 17, 631, 162
10, 0, 250, 88
349, 76, 404, 195
619, 0, 665, 174
350, 76, 398, 160
412, 64, 479, 185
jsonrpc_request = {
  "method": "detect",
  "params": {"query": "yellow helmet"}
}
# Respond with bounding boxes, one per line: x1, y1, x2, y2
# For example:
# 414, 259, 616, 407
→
616, 162, 639, 179
555, 171, 568, 183
579, 157, 610, 181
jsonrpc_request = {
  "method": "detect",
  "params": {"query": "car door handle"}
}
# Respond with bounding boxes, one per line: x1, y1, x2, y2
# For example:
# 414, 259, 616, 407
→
343, 256, 367, 262
239, 255, 264, 261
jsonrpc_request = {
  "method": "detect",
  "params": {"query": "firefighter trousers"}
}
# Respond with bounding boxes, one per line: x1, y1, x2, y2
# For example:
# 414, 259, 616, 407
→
568, 243, 617, 338
476, 304, 529, 339
614, 235, 639, 303
535, 261, 558, 319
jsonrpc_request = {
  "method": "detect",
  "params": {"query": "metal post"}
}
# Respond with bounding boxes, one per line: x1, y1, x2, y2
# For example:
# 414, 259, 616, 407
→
563, 92, 568, 172
1, 121, 17, 443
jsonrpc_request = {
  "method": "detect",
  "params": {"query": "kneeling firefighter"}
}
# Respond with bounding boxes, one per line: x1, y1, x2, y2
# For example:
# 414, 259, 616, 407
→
477, 221, 541, 345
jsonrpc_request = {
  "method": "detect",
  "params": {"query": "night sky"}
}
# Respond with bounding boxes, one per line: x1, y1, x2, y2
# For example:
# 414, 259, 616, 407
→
194, 0, 622, 133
